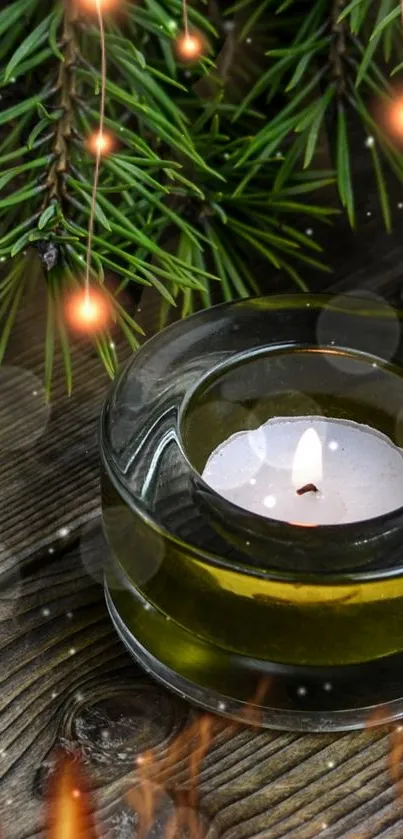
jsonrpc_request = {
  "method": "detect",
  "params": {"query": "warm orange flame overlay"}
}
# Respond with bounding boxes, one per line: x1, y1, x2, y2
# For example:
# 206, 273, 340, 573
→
128, 677, 271, 839
389, 724, 403, 800
65, 288, 111, 333
45, 751, 98, 839
365, 707, 403, 806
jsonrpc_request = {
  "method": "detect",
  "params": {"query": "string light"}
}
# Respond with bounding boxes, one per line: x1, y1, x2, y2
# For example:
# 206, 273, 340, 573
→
386, 96, 403, 136
77, 0, 117, 11
175, 0, 205, 61
87, 130, 113, 156
65, 289, 110, 333
175, 31, 204, 61
82, 0, 107, 307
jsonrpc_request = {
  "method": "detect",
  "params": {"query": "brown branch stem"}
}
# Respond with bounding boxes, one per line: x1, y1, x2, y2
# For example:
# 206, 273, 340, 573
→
43, 2, 78, 207
330, 0, 347, 96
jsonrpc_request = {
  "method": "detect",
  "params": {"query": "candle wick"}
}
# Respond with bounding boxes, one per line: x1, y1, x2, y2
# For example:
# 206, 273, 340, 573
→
296, 483, 319, 496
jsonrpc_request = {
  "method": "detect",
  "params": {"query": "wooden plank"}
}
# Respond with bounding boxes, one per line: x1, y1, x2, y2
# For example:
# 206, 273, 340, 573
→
1, 523, 403, 839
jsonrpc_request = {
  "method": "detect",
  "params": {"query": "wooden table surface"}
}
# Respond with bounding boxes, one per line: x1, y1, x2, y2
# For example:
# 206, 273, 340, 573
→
3, 257, 403, 839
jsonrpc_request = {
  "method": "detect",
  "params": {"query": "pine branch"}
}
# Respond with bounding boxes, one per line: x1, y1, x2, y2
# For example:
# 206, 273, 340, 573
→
0, 0, 348, 396
44, 1, 78, 207
330, 0, 347, 96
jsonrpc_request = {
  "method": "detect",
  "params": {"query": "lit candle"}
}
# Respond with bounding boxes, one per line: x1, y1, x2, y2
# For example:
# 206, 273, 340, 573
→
202, 417, 403, 526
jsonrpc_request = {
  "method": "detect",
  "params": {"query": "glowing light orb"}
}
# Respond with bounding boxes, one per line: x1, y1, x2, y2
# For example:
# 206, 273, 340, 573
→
175, 31, 204, 61
78, 0, 117, 11
65, 289, 110, 333
386, 96, 403, 136
87, 131, 113, 156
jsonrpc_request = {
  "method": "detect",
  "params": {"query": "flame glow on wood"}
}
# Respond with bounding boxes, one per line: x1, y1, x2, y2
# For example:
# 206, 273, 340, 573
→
127, 678, 271, 837
45, 751, 98, 839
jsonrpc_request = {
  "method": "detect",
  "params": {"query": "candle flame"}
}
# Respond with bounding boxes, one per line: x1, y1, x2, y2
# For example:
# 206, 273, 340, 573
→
291, 428, 323, 490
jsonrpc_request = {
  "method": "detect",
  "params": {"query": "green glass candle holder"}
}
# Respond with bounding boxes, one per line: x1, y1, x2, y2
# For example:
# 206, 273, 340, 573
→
100, 294, 403, 731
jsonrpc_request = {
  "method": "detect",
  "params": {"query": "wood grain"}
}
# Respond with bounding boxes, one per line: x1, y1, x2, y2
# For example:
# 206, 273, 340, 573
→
2, 258, 403, 838
1, 525, 402, 839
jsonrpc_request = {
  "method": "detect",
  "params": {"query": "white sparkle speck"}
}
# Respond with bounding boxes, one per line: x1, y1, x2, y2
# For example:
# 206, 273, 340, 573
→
109, 341, 115, 349
41, 607, 50, 617
327, 760, 335, 769
263, 495, 276, 509
250, 478, 256, 485
246, 37, 252, 43
323, 681, 333, 691
305, 228, 313, 236
58, 526, 69, 538
366, 211, 372, 217
32, 390, 38, 396
321, 823, 328, 830
6, 799, 12, 806
69, 647, 76, 656
297, 686, 307, 697
51, 691, 58, 699
399, 203, 403, 209
48, 547, 54, 554
218, 701, 227, 711
365, 136, 375, 148
328, 442, 338, 452
66, 611, 73, 619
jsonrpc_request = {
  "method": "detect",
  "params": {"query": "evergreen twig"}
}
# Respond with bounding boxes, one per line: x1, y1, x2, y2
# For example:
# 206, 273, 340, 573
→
0, 0, 401, 394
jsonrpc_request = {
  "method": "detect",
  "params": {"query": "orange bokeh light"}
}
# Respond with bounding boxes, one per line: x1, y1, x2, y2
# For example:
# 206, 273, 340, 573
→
87, 131, 113, 156
65, 289, 110, 333
385, 96, 403, 137
175, 32, 204, 61
76, 0, 117, 11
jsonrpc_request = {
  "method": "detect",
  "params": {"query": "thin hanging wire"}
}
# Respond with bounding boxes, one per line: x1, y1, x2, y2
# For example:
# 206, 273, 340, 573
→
183, 0, 189, 38
84, 0, 107, 302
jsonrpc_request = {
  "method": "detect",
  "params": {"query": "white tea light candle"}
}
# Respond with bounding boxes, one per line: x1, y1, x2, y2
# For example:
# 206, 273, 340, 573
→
202, 417, 403, 525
